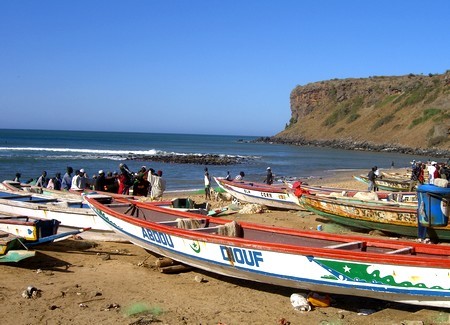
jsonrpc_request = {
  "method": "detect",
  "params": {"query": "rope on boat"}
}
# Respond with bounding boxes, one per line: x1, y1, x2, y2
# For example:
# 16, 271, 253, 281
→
217, 221, 243, 237
176, 218, 201, 229
175, 218, 242, 237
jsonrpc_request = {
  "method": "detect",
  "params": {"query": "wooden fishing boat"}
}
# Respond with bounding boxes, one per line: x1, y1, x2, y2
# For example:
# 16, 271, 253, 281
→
353, 175, 416, 192
2, 180, 214, 216
0, 231, 36, 262
0, 189, 124, 242
299, 192, 450, 241
85, 195, 450, 309
0, 212, 60, 241
293, 181, 417, 204
0, 226, 90, 263
213, 177, 302, 210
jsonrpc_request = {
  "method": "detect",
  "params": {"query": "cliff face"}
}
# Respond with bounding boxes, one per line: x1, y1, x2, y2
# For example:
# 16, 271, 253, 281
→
274, 72, 450, 154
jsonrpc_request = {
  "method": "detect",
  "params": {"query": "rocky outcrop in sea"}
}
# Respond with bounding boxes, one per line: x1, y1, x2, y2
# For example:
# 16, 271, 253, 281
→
124, 153, 250, 165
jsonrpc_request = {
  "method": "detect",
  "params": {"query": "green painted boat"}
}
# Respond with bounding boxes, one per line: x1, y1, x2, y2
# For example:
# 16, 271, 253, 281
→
0, 249, 36, 263
353, 175, 417, 192
0, 231, 35, 263
300, 193, 450, 241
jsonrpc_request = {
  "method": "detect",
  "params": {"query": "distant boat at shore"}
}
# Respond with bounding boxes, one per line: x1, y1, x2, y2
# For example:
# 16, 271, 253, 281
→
213, 177, 302, 210
353, 175, 416, 192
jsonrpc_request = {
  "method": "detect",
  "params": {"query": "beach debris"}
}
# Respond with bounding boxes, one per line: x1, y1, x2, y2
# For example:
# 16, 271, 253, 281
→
279, 318, 291, 325
79, 303, 88, 308
111, 248, 131, 255
100, 253, 111, 261
357, 308, 376, 316
103, 303, 121, 311
159, 264, 193, 274
238, 203, 266, 214
317, 224, 323, 231
290, 293, 311, 312
194, 275, 207, 283
155, 257, 180, 268
154, 257, 193, 273
90, 291, 102, 298
48, 305, 59, 310
124, 302, 162, 317
307, 292, 331, 307
213, 190, 232, 202
22, 286, 41, 299
136, 255, 152, 267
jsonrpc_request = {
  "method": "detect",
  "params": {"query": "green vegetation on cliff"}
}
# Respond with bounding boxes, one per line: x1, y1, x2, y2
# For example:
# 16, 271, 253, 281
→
278, 71, 450, 151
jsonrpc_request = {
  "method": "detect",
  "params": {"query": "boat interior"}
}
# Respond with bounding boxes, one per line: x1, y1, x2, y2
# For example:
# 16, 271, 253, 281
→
101, 199, 450, 260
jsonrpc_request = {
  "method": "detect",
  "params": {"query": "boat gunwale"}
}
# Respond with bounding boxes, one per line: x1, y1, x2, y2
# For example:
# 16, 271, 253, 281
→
302, 192, 416, 213
0, 196, 94, 215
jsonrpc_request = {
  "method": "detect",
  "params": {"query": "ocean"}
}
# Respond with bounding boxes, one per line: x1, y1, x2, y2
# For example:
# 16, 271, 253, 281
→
0, 129, 437, 192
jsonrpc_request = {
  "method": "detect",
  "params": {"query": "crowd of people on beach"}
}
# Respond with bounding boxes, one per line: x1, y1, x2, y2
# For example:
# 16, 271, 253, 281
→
366, 159, 450, 192
410, 160, 450, 185
14, 163, 167, 200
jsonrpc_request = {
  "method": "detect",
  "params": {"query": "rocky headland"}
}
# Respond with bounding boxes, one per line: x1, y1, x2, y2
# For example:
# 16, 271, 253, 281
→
260, 71, 450, 157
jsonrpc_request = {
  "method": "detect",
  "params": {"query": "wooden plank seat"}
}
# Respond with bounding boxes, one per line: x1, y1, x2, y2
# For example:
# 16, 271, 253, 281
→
157, 218, 208, 228
189, 226, 222, 233
28, 198, 59, 203
191, 221, 243, 238
156, 220, 180, 226
155, 222, 224, 235
105, 203, 133, 208
385, 247, 414, 255
325, 241, 366, 250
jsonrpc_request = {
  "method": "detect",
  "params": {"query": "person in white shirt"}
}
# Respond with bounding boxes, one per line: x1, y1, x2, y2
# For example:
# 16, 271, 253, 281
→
71, 170, 81, 190
235, 171, 245, 181
427, 162, 437, 185
149, 170, 166, 200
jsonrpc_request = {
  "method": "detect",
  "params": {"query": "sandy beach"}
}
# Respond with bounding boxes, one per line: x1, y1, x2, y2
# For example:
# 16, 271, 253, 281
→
1, 168, 449, 325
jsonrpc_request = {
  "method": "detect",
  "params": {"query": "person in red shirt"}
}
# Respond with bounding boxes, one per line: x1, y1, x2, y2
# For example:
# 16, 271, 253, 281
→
292, 181, 310, 197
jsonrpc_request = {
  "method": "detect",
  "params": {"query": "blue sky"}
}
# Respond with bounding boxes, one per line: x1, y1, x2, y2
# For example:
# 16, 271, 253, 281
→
1, 1, 449, 136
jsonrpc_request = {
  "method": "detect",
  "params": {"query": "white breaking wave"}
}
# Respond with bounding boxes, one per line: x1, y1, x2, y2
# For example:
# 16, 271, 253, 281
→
0, 147, 159, 155
0, 147, 256, 159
